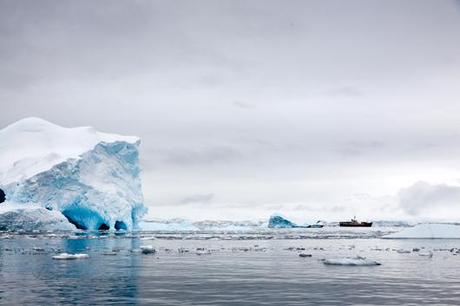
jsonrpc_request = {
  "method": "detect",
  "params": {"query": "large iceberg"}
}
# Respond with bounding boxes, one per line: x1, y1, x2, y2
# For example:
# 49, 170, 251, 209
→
0, 117, 146, 231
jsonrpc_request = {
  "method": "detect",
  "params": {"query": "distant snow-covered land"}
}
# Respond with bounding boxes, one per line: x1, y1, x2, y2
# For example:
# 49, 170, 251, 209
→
384, 223, 460, 239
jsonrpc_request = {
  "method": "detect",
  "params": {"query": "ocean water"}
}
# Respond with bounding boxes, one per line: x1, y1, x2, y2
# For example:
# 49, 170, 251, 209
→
0, 229, 459, 305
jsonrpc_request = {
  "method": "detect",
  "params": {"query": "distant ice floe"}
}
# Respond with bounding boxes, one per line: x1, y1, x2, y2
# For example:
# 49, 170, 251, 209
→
323, 256, 381, 266
52, 253, 89, 260
383, 223, 460, 239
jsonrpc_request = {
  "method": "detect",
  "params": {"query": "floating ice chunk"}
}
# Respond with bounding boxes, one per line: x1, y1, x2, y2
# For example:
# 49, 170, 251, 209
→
140, 245, 156, 254
196, 250, 211, 255
52, 253, 89, 260
103, 251, 118, 256
323, 256, 381, 266
418, 251, 433, 258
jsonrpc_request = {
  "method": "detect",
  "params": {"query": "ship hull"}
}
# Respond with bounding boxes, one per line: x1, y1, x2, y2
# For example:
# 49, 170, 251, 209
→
339, 222, 373, 227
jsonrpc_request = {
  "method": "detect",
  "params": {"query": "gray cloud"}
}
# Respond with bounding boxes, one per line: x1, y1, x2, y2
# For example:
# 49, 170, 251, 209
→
181, 193, 214, 205
155, 146, 242, 167
324, 86, 364, 98
399, 181, 460, 216
233, 100, 256, 109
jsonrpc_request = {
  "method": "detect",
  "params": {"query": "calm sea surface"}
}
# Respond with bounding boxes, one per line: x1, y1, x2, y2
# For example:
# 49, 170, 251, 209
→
0, 229, 459, 305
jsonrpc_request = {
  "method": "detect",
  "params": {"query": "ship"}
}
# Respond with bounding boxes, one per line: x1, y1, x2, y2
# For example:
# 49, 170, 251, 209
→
339, 217, 372, 227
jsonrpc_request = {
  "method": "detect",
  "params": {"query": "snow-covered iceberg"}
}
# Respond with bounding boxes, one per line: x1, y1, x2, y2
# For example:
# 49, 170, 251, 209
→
0, 117, 146, 231
383, 223, 460, 239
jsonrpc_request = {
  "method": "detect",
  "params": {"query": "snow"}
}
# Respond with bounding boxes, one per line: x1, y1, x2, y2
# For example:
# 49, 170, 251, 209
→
383, 223, 460, 239
0, 118, 146, 231
52, 253, 90, 260
323, 256, 381, 266
0, 117, 138, 184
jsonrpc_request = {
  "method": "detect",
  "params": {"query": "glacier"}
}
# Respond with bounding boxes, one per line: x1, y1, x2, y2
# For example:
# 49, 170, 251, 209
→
0, 117, 146, 231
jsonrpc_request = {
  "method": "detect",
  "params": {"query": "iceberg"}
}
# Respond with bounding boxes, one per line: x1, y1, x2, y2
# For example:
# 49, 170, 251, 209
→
383, 223, 460, 239
268, 215, 297, 228
0, 117, 146, 231
268, 214, 323, 228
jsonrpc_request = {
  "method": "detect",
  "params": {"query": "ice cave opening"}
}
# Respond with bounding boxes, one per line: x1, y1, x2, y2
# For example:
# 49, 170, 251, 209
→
62, 206, 106, 231
98, 223, 110, 231
114, 221, 127, 231
0, 189, 5, 203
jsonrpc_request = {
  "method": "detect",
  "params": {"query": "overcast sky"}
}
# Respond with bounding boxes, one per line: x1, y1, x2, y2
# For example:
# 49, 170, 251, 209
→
1, 0, 460, 221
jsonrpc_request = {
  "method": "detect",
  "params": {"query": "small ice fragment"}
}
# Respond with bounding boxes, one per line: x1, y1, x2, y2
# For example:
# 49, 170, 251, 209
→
299, 253, 312, 258
103, 252, 118, 256
418, 251, 433, 258
396, 249, 411, 254
140, 245, 156, 254
196, 250, 211, 255
323, 256, 381, 266
52, 253, 89, 260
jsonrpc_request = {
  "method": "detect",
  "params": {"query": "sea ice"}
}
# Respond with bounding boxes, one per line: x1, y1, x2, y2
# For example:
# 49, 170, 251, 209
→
52, 253, 89, 260
323, 256, 381, 266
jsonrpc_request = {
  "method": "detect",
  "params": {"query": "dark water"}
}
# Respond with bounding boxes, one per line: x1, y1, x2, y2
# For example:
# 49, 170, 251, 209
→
1, 233, 460, 305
